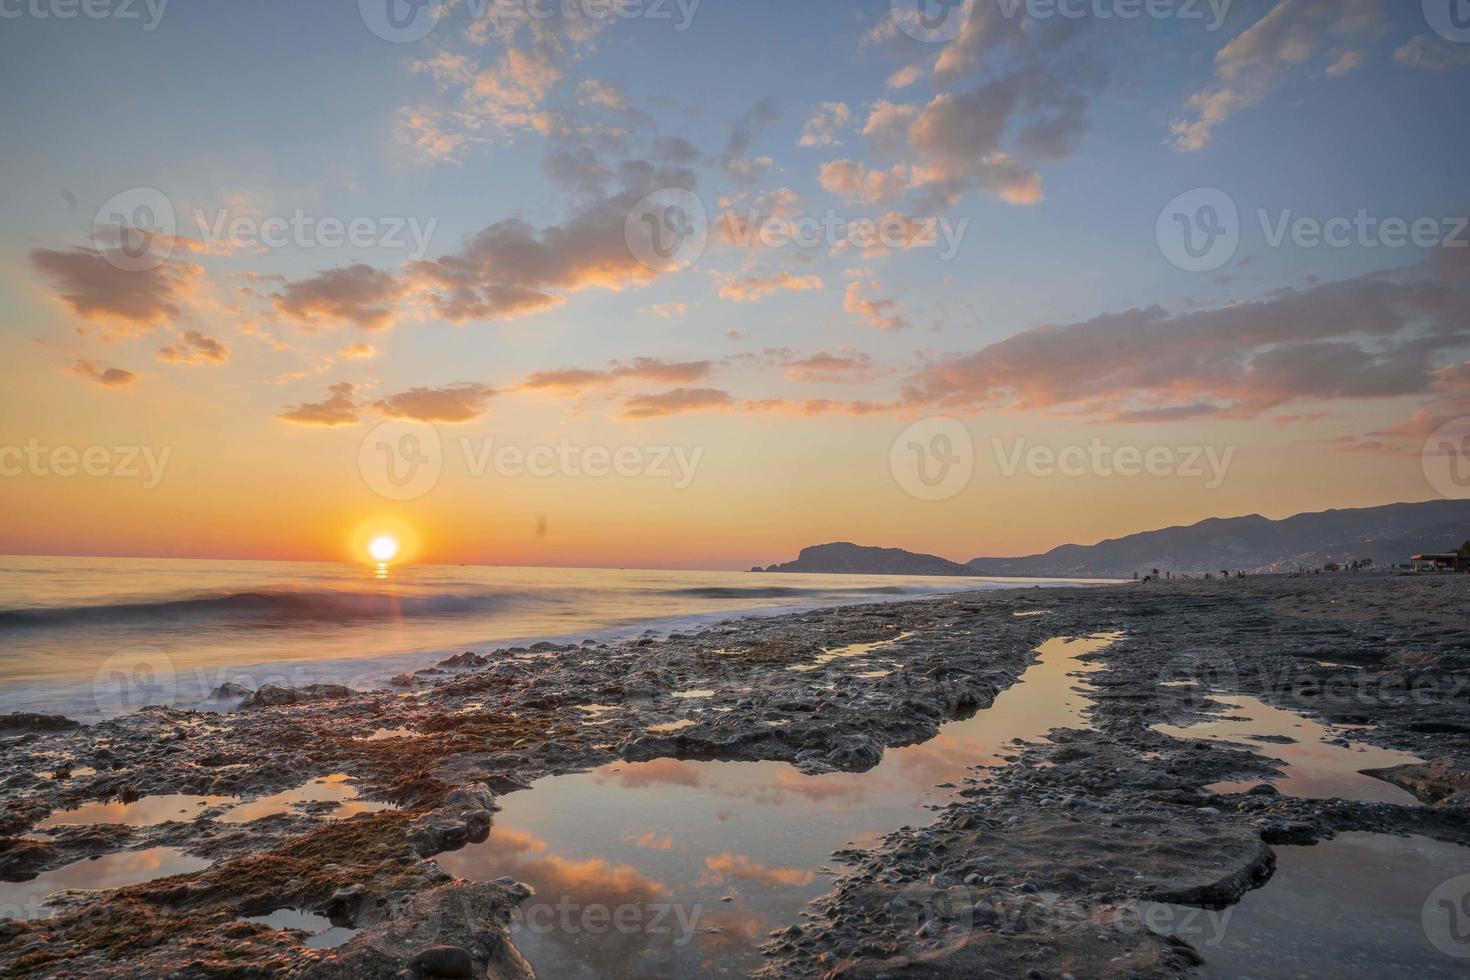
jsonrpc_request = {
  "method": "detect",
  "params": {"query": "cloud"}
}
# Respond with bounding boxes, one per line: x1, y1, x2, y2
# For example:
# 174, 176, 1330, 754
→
521, 358, 713, 393
276, 381, 360, 426
640, 302, 688, 319
1324, 49, 1365, 78
156, 330, 230, 365
819, 160, 914, 207
797, 102, 850, 147
70, 360, 136, 388
398, 46, 560, 162
844, 280, 906, 330
274, 264, 407, 331
621, 387, 733, 418
718, 272, 823, 303
860, 100, 920, 153
520, 368, 612, 391
392, 5, 614, 163
721, 98, 782, 186
338, 342, 378, 360
406, 176, 696, 324
929, 1, 1049, 86
886, 65, 922, 90
578, 78, 629, 110
825, 80, 1060, 208
700, 853, 813, 889
901, 261, 1470, 421
1394, 35, 1470, 72
768, 349, 876, 383
1170, 0, 1383, 152
372, 382, 496, 423
31, 247, 197, 332
906, 84, 1047, 205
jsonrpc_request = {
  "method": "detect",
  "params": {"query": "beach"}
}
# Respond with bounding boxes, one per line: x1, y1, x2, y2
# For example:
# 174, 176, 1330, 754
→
2, 574, 1469, 977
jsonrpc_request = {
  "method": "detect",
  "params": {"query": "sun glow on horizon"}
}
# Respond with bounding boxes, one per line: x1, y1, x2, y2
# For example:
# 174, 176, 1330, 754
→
368, 535, 400, 563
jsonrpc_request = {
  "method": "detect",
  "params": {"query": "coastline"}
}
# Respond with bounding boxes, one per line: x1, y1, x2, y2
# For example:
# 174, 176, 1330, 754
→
0, 559, 1105, 721
1, 576, 1468, 976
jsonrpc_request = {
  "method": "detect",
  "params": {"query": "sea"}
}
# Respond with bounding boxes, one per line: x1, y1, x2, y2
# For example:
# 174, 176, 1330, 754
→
0, 556, 1093, 721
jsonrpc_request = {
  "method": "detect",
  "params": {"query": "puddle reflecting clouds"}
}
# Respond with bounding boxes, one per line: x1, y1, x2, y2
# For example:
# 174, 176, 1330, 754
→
437, 634, 1121, 978
1154, 695, 1423, 803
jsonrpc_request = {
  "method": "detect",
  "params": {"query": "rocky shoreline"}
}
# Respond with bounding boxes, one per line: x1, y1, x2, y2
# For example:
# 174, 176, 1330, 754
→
2, 575, 1468, 977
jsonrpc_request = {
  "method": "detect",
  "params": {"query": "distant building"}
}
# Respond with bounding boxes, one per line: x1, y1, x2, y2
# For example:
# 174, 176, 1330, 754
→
1411, 553, 1469, 573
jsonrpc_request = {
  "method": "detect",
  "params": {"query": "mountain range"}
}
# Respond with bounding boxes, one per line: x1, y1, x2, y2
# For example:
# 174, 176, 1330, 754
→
756, 499, 1470, 579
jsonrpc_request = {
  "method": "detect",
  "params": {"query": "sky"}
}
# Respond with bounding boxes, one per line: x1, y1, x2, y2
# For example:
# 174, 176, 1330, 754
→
1, 0, 1469, 569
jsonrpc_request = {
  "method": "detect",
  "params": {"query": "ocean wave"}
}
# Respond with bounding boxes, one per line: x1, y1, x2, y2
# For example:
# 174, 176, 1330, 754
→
0, 589, 504, 629
659, 585, 914, 600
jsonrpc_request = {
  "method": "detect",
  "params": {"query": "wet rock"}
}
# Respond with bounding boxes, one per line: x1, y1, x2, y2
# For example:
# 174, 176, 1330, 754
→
207, 682, 253, 700
826, 735, 884, 772
239, 684, 355, 709
409, 944, 474, 977
0, 713, 80, 734
437, 652, 489, 669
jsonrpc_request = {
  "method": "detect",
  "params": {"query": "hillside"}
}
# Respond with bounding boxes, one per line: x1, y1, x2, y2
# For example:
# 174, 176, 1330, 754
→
758, 501, 1470, 579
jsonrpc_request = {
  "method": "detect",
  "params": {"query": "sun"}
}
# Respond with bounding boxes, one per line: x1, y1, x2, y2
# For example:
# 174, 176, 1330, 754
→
368, 535, 400, 564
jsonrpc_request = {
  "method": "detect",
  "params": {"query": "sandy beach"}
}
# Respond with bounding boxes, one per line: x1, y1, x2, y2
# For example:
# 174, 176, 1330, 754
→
1, 574, 1468, 977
